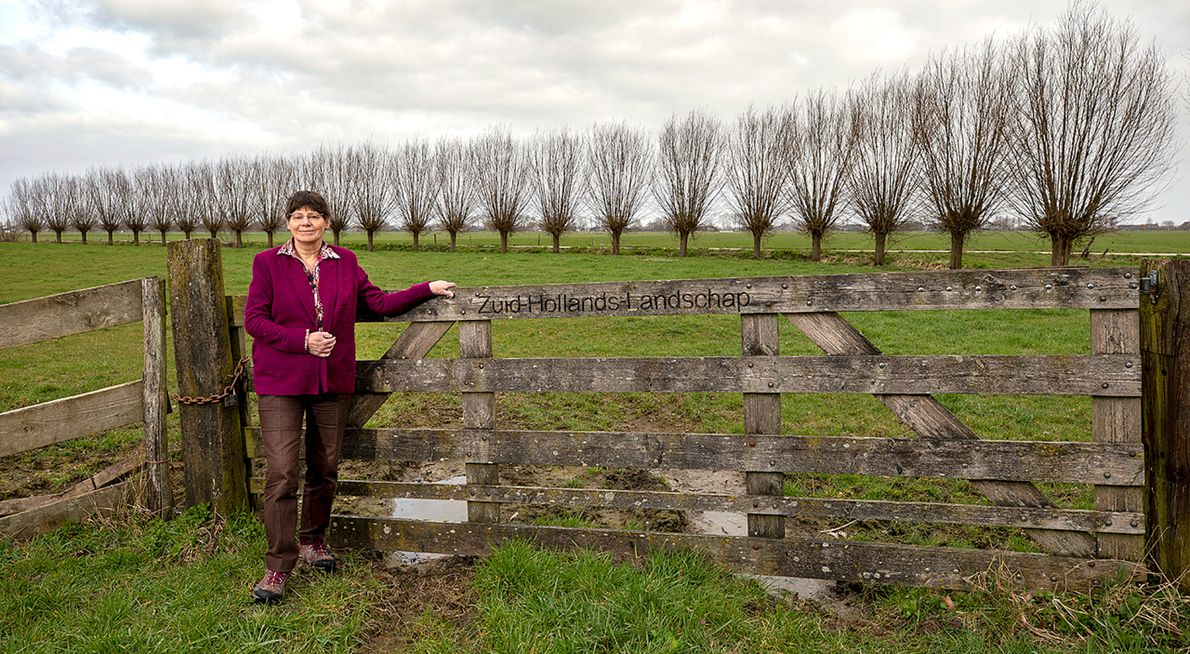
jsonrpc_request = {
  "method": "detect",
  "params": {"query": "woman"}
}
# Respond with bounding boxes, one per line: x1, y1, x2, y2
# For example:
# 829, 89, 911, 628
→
244, 190, 455, 603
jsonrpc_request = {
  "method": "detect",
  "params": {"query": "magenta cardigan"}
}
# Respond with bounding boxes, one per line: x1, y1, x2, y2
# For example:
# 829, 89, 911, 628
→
244, 245, 435, 395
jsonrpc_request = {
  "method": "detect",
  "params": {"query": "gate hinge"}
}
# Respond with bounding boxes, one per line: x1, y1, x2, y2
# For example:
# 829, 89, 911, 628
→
1139, 271, 1158, 299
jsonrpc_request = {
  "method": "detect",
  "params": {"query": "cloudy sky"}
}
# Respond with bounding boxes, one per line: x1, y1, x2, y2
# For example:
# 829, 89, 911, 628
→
2, 0, 1188, 225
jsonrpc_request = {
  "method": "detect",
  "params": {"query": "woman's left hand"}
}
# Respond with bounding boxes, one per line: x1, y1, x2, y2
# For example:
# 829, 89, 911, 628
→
429, 280, 456, 299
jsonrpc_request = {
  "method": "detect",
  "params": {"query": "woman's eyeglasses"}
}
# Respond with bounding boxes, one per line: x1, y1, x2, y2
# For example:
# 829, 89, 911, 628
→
288, 212, 323, 222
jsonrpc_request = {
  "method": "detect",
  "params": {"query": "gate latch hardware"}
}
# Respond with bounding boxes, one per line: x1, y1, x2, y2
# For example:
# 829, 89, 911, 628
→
1139, 271, 1158, 299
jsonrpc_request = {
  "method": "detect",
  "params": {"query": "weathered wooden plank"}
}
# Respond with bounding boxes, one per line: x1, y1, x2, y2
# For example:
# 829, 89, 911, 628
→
1140, 259, 1190, 588
0, 280, 143, 349
141, 277, 172, 517
358, 354, 1140, 396
743, 313, 784, 539
784, 311, 1099, 557
0, 479, 136, 541
461, 320, 498, 524
1092, 309, 1143, 561
250, 478, 1144, 535
227, 268, 1138, 324
167, 239, 247, 514
330, 516, 1143, 591
245, 428, 1142, 485
347, 321, 454, 427
0, 381, 143, 458
0, 458, 144, 517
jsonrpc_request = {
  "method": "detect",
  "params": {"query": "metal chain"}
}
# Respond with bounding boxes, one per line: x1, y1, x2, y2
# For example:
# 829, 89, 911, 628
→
171, 356, 251, 405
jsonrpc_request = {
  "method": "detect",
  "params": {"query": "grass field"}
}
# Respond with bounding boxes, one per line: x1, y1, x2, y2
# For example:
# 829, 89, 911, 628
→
1, 236, 1188, 652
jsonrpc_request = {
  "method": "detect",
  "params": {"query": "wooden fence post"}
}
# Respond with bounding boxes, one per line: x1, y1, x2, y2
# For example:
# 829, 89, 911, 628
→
140, 276, 173, 516
1140, 259, 1190, 588
742, 313, 784, 538
461, 320, 499, 523
166, 239, 248, 514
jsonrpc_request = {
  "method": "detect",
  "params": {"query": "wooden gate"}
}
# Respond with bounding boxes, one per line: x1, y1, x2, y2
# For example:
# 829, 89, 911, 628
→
226, 265, 1151, 591
0, 278, 172, 539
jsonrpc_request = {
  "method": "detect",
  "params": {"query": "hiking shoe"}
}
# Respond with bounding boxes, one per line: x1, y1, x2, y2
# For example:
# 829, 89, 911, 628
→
299, 540, 336, 573
252, 569, 289, 604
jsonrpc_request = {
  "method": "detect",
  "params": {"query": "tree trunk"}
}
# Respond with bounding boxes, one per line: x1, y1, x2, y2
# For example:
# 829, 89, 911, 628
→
366, 230, 375, 252
160, 229, 168, 245
552, 234, 561, 253
266, 230, 274, 248
1050, 234, 1071, 267
333, 229, 341, 246
810, 232, 823, 262
106, 229, 114, 245
54, 230, 63, 243
183, 230, 192, 241
132, 230, 141, 245
234, 230, 243, 248
679, 232, 689, 256
611, 231, 621, 255
752, 232, 762, 259
80, 230, 88, 244
208, 229, 218, 239
30, 231, 38, 243
499, 231, 509, 253
449, 231, 458, 252
949, 231, 965, 270
874, 232, 887, 266
412, 231, 420, 252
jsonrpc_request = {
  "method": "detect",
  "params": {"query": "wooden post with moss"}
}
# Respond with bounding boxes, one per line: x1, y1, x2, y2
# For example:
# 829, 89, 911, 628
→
1140, 259, 1190, 588
167, 239, 248, 514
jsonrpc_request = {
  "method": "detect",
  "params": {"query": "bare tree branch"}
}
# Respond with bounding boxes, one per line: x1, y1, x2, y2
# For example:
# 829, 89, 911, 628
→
914, 39, 1013, 269
849, 73, 920, 265
655, 110, 724, 256
725, 105, 789, 259
472, 128, 531, 253
1007, 5, 1177, 265
586, 121, 653, 255
531, 129, 585, 252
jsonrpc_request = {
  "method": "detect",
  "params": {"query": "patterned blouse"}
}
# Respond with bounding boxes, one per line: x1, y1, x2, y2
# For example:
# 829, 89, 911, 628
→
277, 239, 340, 329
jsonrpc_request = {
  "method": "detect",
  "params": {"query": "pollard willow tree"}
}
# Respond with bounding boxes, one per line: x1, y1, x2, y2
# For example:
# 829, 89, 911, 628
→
434, 137, 476, 251
142, 166, 176, 245
302, 145, 355, 245
348, 141, 398, 252
10, 178, 43, 242
472, 128, 531, 253
849, 73, 920, 266
785, 90, 857, 262
122, 168, 149, 244
656, 110, 724, 257
530, 129, 585, 253
914, 39, 1012, 270
83, 169, 120, 244
185, 161, 224, 239
392, 139, 438, 252
40, 174, 70, 243
725, 105, 789, 259
68, 174, 98, 243
216, 157, 255, 247
252, 156, 293, 248
586, 121, 652, 255
1007, 6, 1175, 266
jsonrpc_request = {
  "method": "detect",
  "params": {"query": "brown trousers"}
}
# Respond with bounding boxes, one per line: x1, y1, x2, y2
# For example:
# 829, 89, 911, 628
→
258, 393, 353, 572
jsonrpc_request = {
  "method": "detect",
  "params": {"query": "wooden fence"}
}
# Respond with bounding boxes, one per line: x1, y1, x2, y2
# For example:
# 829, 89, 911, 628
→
166, 239, 1188, 592
0, 278, 172, 539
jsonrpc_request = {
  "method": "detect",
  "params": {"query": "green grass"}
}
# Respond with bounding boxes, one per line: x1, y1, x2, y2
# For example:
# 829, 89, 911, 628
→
0, 506, 380, 653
